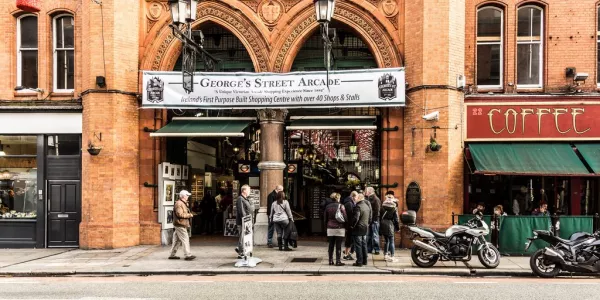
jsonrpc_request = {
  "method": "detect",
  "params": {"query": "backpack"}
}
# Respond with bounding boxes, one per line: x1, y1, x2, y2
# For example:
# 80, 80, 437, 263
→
335, 204, 345, 223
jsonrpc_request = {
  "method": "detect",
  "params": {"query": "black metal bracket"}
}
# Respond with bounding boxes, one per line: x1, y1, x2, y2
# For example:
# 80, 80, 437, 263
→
379, 182, 399, 189
143, 127, 156, 133
380, 126, 399, 132
143, 182, 158, 188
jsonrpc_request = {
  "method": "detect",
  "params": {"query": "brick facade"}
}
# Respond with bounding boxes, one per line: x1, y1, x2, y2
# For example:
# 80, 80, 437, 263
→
5, 0, 596, 248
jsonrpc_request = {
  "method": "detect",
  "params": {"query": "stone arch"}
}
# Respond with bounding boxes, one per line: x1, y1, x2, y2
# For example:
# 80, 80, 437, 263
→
140, 1, 269, 72
271, 1, 402, 72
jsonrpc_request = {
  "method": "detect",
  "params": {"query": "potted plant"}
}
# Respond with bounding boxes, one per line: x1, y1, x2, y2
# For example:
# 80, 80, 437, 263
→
87, 141, 103, 156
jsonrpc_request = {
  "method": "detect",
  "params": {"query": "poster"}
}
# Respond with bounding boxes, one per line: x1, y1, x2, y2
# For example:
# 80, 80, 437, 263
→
240, 215, 253, 256
224, 218, 239, 237
142, 68, 406, 109
163, 180, 175, 205
248, 189, 260, 211
163, 206, 174, 229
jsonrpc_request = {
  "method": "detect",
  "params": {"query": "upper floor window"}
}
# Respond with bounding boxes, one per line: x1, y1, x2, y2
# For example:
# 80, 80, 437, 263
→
53, 15, 74, 92
17, 15, 38, 90
476, 7, 503, 88
517, 6, 543, 88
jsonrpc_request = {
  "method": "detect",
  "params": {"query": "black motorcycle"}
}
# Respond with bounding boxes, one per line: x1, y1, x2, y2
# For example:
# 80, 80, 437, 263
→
403, 211, 500, 269
526, 230, 600, 278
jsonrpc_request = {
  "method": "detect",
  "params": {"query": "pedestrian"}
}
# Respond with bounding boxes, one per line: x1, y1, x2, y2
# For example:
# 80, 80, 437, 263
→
472, 202, 485, 215
532, 202, 549, 217
200, 191, 216, 234
270, 190, 294, 251
320, 192, 336, 215
365, 187, 381, 255
267, 185, 283, 248
324, 192, 347, 266
351, 193, 371, 267
385, 190, 398, 207
342, 191, 358, 260
235, 184, 253, 258
168, 190, 196, 261
380, 196, 399, 262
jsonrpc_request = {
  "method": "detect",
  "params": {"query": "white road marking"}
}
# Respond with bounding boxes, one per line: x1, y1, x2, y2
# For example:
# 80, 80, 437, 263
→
170, 281, 215, 283
454, 281, 497, 284
550, 282, 599, 285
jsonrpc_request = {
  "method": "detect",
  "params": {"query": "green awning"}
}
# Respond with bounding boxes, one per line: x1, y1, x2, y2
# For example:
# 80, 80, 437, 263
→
469, 143, 592, 176
575, 143, 600, 174
287, 116, 377, 130
150, 117, 254, 137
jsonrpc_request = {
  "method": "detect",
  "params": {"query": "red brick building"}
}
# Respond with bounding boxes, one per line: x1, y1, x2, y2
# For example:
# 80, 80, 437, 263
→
0, 0, 597, 249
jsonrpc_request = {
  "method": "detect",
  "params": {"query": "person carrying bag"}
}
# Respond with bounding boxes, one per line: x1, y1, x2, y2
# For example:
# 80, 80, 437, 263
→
269, 190, 294, 251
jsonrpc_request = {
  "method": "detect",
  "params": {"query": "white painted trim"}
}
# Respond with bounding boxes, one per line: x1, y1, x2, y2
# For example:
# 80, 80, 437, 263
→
516, 5, 544, 89
16, 14, 38, 90
286, 125, 377, 130
476, 7, 504, 90
172, 117, 256, 121
289, 116, 376, 120
0, 113, 82, 134
149, 132, 245, 137
53, 14, 74, 93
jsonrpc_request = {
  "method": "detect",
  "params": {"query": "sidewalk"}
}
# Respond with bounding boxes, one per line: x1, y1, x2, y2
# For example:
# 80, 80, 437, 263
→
0, 239, 534, 277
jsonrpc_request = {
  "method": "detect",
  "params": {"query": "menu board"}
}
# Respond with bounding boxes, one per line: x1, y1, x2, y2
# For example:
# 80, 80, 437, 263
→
310, 186, 328, 219
190, 177, 204, 203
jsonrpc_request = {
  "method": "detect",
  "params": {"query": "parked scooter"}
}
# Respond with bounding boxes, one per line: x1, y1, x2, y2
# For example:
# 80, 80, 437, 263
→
526, 229, 600, 278
402, 211, 500, 268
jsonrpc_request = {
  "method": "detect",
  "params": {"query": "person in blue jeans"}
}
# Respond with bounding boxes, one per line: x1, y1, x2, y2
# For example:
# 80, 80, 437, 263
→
380, 195, 399, 261
266, 185, 283, 248
365, 187, 381, 255
351, 193, 372, 267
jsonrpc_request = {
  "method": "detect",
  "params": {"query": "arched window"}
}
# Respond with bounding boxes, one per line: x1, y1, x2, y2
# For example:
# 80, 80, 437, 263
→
17, 15, 38, 90
476, 7, 503, 88
517, 5, 543, 88
53, 14, 74, 92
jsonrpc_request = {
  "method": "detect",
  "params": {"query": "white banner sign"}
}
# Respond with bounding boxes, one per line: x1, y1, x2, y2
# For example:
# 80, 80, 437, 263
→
142, 68, 405, 109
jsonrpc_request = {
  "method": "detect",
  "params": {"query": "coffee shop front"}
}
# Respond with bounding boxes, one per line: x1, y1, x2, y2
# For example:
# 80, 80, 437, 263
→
463, 98, 600, 254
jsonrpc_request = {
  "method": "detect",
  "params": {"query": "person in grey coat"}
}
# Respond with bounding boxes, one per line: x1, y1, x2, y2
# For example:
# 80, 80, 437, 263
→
351, 193, 372, 267
270, 190, 294, 251
235, 184, 253, 257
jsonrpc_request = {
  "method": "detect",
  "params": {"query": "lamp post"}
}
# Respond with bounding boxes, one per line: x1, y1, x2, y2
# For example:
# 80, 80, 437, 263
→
168, 0, 219, 94
313, 0, 336, 86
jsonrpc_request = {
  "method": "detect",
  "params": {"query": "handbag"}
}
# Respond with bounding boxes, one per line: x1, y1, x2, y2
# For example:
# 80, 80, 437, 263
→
335, 203, 345, 223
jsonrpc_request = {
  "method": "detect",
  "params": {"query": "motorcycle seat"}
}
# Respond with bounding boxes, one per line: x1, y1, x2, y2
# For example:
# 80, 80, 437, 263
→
423, 228, 446, 239
555, 235, 588, 246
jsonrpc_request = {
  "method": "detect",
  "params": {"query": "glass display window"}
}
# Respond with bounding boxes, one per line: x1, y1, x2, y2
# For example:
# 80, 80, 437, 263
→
0, 168, 37, 218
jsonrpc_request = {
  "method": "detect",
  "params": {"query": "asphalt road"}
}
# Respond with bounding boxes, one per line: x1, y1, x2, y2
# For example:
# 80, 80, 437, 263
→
1, 275, 599, 300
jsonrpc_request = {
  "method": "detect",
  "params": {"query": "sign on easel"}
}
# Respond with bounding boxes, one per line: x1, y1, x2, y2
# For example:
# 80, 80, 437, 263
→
235, 215, 262, 267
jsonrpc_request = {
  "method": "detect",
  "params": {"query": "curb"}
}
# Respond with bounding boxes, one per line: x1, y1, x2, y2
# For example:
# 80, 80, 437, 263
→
0, 269, 393, 277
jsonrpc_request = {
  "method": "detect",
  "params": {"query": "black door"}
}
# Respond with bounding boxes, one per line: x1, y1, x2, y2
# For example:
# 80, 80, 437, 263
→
47, 180, 80, 247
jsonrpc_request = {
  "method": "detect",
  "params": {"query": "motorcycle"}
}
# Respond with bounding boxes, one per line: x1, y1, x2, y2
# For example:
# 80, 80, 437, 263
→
526, 229, 600, 278
402, 211, 500, 268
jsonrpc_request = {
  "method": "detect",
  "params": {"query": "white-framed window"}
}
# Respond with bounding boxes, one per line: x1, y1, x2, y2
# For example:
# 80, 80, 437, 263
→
516, 5, 543, 88
53, 14, 74, 92
17, 14, 38, 90
597, 7, 600, 86
476, 7, 503, 89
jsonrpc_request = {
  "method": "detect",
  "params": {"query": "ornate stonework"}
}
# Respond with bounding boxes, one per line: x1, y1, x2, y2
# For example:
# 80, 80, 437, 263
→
380, 0, 398, 17
366, 0, 381, 8
274, 5, 400, 71
387, 14, 399, 30
240, 0, 260, 12
282, 0, 302, 12
259, 0, 283, 25
149, 2, 270, 72
152, 33, 175, 71
257, 109, 288, 123
147, 1, 163, 21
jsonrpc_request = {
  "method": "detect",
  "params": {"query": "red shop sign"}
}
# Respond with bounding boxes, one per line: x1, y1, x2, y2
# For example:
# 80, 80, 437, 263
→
465, 102, 600, 141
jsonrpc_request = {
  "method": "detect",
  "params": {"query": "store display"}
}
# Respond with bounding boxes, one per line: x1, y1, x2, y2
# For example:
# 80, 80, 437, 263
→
190, 176, 204, 204
162, 163, 171, 178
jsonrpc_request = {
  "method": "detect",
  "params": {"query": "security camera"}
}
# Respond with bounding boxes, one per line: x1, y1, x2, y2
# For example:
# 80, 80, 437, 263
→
422, 111, 439, 121
573, 73, 589, 82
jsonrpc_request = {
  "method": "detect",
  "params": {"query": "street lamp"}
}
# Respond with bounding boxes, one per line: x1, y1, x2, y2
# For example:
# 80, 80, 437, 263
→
313, 0, 336, 87
168, 0, 218, 94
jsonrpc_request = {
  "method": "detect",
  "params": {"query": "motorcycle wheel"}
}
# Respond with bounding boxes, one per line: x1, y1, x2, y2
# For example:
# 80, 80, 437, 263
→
530, 249, 560, 278
410, 246, 439, 268
477, 244, 500, 269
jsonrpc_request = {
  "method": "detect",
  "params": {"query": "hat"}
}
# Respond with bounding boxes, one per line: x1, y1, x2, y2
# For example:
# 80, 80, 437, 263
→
179, 190, 192, 197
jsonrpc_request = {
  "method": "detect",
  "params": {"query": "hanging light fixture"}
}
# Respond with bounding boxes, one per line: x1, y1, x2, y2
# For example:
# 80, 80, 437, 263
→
169, 0, 198, 25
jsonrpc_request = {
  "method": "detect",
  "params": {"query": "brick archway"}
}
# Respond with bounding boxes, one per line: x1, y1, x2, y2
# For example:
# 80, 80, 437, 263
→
140, 0, 269, 72
271, 1, 403, 72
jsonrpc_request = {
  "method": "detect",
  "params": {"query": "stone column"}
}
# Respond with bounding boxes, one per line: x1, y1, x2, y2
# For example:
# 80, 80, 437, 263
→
254, 109, 287, 245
